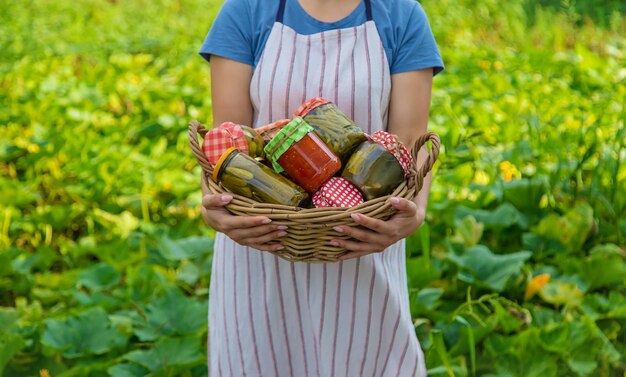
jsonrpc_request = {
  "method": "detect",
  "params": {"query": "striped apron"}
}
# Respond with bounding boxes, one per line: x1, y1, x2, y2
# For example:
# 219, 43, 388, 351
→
208, 0, 426, 375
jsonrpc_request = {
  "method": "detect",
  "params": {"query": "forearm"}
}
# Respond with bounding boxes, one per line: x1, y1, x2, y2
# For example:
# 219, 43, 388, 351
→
386, 69, 435, 218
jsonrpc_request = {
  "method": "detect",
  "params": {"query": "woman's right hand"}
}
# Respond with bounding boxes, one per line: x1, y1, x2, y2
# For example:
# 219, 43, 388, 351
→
200, 176, 287, 252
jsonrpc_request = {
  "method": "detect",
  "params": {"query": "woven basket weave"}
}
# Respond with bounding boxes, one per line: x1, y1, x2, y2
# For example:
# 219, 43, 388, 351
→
189, 120, 440, 262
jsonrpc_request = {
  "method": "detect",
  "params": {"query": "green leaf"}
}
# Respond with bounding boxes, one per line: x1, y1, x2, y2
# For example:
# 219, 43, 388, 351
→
533, 203, 594, 253
538, 318, 621, 376
157, 236, 213, 261
123, 336, 205, 373
406, 256, 441, 289
411, 288, 444, 316
41, 307, 128, 358
455, 203, 528, 230
502, 177, 547, 212
538, 281, 584, 308
581, 244, 626, 290
77, 263, 121, 290
107, 363, 149, 377
447, 245, 532, 292
484, 330, 558, 377
451, 215, 483, 247
131, 288, 207, 341
0, 308, 26, 376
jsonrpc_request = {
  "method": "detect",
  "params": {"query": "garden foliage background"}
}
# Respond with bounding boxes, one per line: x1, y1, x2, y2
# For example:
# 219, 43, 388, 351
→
1, 0, 625, 376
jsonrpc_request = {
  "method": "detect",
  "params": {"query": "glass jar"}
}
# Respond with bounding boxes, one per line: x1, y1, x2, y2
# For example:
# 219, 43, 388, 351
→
213, 147, 309, 207
203, 122, 265, 165
240, 124, 266, 160
264, 117, 341, 193
341, 140, 406, 201
295, 97, 368, 165
256, 119, 290, 144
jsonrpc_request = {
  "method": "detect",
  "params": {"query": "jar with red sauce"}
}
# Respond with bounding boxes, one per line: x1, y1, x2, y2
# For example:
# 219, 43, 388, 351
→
294, 97, 368, 165
264, 117, 341, 193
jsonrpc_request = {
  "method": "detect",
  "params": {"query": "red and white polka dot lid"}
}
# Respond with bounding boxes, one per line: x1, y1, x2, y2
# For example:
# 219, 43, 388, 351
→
202, 122, 249, 166
312, 177, 364, 208
370, 131, 413, 176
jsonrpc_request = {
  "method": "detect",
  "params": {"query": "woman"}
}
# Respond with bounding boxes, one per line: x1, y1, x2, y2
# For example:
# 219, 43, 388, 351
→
199, 0, 443, 375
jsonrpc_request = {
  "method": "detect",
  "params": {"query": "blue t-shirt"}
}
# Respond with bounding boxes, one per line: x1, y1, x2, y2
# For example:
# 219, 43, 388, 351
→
201, 0, 444, 75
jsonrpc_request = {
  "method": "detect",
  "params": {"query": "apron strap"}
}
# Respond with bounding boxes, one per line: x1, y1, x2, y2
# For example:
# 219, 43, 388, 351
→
276, 0, 287, 22
276, 0, 373, 23
364, 0, 372, 21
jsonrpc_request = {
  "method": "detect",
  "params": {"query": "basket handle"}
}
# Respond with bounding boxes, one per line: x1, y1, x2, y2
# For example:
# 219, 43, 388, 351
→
188, 120, 215, 178
408, 131, 440, 192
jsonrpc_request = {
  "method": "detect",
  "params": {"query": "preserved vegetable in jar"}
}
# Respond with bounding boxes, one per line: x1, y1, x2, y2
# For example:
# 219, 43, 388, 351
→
213, 147, 309, 207
203, 122, 265, 165
264, 117, 341, 194
341, 141, 405, 200
294, 97, 368, 165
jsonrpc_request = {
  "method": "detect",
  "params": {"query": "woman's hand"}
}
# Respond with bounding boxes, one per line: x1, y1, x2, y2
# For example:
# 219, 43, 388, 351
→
331, 197, 425, 260
201, 176, 286, 252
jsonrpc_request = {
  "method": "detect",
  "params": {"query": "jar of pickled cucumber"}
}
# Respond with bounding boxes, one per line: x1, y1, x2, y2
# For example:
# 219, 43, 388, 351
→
294, 97, 368, 165
341, 132, 413, 201
264, 117, 342, 194
202, 122, 265, 165
213, 147, 309, 207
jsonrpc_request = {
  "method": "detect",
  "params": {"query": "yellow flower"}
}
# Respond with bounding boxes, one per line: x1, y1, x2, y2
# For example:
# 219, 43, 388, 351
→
499, 160, 521, 182
524, 273, 551, 300
40, 369, 51, 377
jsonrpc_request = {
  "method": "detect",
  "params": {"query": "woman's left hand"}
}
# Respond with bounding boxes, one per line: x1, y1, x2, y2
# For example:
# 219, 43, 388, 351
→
331, 197, 425, 260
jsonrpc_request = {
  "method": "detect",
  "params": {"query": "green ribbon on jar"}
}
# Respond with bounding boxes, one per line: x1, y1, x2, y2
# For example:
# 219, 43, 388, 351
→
264, 116, 315, 173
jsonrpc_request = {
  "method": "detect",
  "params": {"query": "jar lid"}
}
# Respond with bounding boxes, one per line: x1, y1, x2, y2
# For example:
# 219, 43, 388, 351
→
202, 122, 249, 165
256, 119, 291, 142
312, 177, 364, 208
294, 97, 331, 117
263, 116, 314, 173
370, 131, 414, 176
212, 147, 238, 183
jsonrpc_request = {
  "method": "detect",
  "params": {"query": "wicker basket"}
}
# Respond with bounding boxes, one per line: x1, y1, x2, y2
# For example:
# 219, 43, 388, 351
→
189, 120, 440, 262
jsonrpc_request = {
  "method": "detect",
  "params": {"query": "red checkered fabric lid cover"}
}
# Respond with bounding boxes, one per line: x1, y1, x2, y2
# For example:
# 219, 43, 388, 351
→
370, 131, 413, 176
294, 97, 331, 118
256, 119, 291, 141
202, 122, 249, 166
312, 177, 364, 208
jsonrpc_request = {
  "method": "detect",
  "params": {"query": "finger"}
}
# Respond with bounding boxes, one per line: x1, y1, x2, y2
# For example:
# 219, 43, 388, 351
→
229, 225, 287, 243
328, 238, 383, 254
220, 214, 272, 231
202, 193, 233, 209
333, 224, 384, 244
240, 229, 288, 246
389, 197, 418, 216
345, 213, 392, 234
249, 243, 285, 252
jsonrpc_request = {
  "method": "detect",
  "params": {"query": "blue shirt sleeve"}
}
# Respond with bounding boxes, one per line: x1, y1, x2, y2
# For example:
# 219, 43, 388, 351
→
199, 0, 254, 66
390, 2, 444, 75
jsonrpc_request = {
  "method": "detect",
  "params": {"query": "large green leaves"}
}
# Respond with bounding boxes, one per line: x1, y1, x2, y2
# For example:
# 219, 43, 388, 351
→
532, 203, 594, 253
447, 245, 532, 292
122, 337, 205, 375
130, 288, 207, 341
0, 309, 26, 375
76, 263, 121, 290
41, 307, 128, 358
